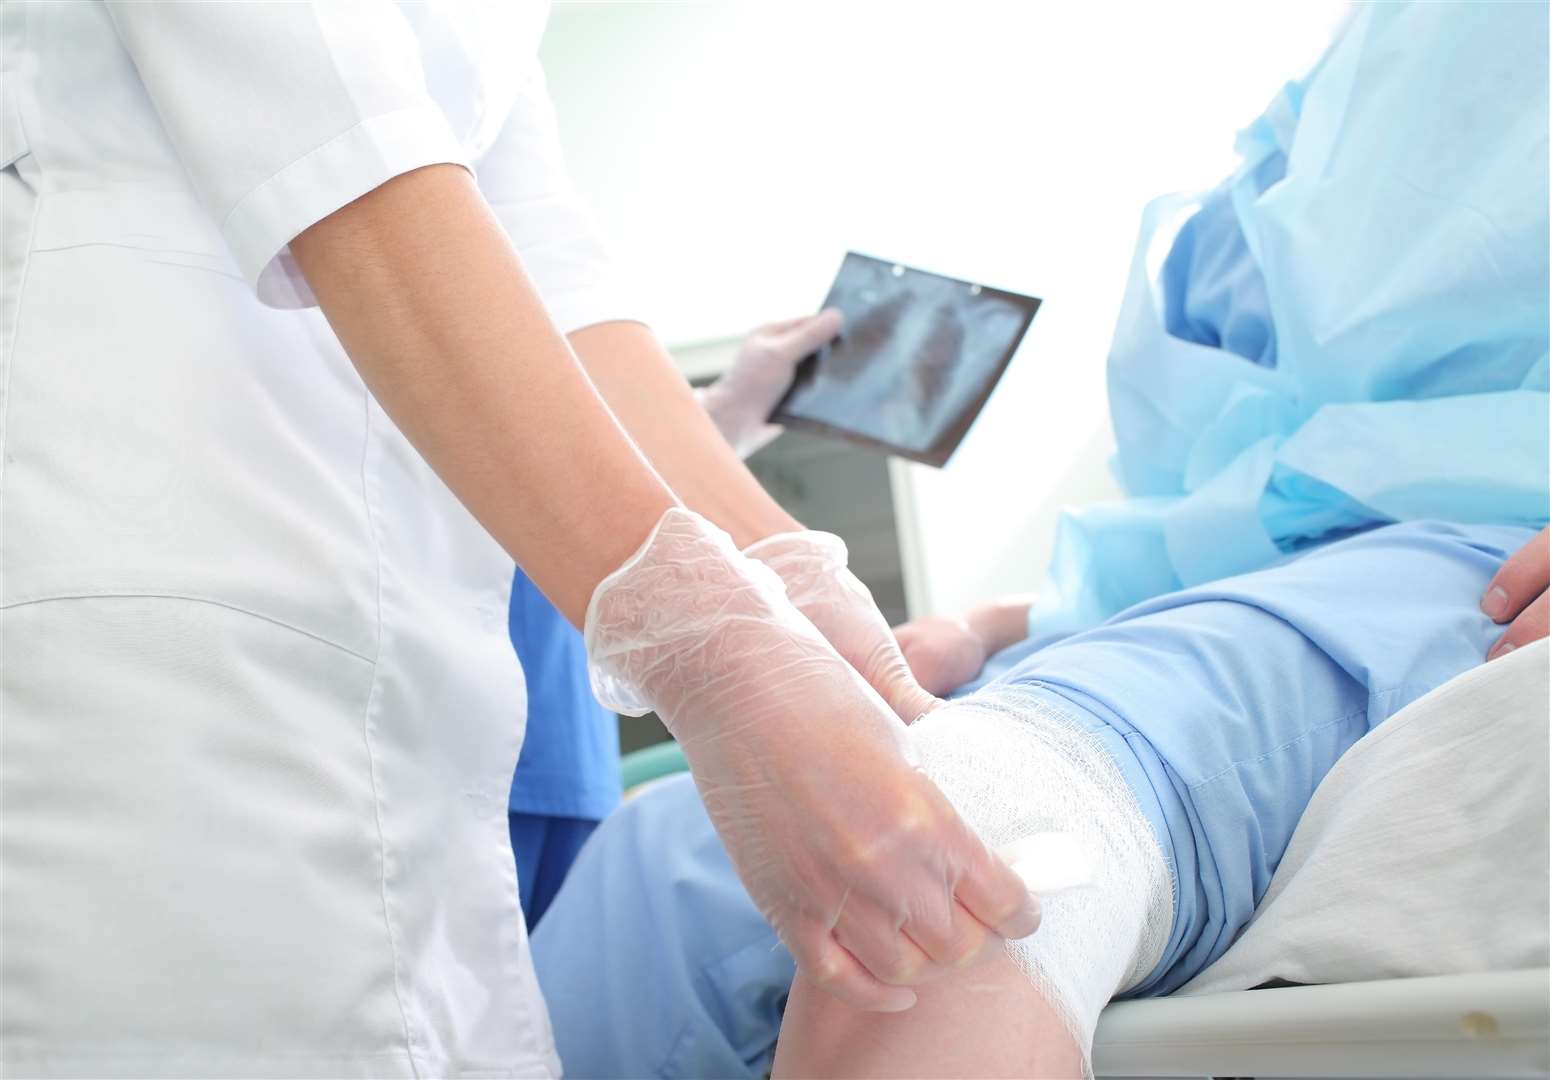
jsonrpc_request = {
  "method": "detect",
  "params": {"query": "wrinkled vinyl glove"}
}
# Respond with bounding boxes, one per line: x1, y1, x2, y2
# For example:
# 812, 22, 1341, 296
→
587, 508, 1041, 1011
698, 309, 843, 458
745, 530, 942, 724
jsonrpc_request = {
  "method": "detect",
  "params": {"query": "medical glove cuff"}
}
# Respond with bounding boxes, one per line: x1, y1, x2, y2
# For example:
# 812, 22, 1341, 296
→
584, 506, 802, 718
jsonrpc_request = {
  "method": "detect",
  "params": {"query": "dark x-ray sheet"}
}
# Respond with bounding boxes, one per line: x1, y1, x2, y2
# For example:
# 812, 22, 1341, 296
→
770, 253, 1041, 467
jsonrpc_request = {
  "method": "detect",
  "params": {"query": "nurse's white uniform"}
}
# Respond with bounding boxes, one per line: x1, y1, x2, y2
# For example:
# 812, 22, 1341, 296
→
1, 3, 627, 1075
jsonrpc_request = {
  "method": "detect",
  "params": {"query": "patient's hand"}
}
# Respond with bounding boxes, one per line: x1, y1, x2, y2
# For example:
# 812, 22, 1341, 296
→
894, 616, 988, 694
894, 595, 1036, 695
1482, 525, 1550, 661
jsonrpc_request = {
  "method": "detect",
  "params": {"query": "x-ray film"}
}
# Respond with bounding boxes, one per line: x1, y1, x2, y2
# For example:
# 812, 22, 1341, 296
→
770, 253, 1041, 467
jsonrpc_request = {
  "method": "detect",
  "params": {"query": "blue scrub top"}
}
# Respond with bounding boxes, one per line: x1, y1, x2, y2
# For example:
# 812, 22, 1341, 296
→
507, 569, 621, 821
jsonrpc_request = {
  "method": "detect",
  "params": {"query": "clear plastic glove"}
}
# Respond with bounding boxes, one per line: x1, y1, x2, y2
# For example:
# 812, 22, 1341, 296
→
744, 530, 942, 724
698, 309, 844, 458
586, 508, 1042, 1011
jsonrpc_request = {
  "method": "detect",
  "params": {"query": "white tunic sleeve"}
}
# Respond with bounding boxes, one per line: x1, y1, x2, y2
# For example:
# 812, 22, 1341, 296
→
474, 67, 641, 335
107, 1, 468, 308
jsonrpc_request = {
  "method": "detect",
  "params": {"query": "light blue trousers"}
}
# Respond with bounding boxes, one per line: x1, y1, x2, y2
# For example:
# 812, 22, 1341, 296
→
532, 521, 1529, 1079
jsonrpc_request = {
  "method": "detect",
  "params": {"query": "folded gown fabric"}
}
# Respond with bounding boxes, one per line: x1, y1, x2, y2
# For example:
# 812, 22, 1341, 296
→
1034, 0, 1550, 639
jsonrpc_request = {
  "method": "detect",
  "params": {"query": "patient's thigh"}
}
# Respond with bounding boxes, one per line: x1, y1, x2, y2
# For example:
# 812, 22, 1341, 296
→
772, 949, 1083, 1080
988, 519, 1528, 995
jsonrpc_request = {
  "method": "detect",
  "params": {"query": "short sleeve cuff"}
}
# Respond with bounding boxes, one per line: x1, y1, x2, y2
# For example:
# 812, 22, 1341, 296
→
495, 194, 648, 335
222, 104, 469, 309
543, 280, 646, 338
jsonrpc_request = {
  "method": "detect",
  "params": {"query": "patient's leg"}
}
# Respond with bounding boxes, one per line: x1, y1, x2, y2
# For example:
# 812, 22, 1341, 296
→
777, 521, 1528, 1079
773, 949, 1083, 1079
778, 687, 1172, 1078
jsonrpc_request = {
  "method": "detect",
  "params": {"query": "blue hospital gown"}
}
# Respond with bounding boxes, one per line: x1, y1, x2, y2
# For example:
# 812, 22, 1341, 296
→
1034, 0, 1549, 640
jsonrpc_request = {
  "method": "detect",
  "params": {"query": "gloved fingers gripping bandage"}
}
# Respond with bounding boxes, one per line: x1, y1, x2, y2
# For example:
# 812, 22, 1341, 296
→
908, 686, 1173, 1073
585, 508, 1040, 1012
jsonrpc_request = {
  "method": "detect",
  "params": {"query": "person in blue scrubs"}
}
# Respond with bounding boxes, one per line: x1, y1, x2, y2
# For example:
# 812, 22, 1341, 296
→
506, 571, 620, 928
505, 312, 846, 927
532, 2, 1550, 1073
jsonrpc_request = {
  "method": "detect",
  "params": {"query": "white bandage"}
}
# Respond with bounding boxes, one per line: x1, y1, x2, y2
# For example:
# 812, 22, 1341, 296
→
908, 685, 1172, 1073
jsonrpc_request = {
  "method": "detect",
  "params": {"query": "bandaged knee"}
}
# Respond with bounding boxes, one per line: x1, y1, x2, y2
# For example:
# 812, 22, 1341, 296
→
908, 685, 1172, 1071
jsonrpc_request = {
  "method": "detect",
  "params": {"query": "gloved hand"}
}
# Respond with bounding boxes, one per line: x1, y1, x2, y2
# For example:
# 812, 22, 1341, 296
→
587, 508, 1041, 1012
745, 530, 942, 724
698, 309, 843, 458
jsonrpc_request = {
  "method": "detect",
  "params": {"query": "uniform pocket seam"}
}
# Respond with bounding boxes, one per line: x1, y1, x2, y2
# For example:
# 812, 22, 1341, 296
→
0, 590, 375, 664
30, 238, 226, 258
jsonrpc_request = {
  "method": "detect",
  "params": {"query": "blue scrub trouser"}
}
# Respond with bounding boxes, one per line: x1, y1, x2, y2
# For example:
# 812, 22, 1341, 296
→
532, 521, 1530, 1079
509, 813, 599, 931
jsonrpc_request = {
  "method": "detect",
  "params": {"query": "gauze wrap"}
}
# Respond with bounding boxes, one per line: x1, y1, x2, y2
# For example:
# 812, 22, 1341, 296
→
908, 685, 1172, 1070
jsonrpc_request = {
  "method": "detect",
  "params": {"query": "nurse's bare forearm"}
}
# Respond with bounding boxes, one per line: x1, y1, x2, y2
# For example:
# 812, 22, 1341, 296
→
290, 164, 676, 625
567, 321, 801, 543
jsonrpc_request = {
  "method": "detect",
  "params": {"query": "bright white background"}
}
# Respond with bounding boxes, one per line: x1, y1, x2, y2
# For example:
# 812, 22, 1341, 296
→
539, 1, 1346, 615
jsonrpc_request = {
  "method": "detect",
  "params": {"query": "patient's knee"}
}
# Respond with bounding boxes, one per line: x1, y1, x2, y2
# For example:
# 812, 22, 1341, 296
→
905, 686, 1173, 1068
768, 686, 1172, 1078
773, 947, 1084, 1079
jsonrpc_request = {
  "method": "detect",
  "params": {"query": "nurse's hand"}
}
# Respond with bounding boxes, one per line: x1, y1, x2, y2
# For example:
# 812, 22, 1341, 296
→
699, 310, 844, 458
587, 508, 1041, 1012
745, 530, 942, 724
1482, 525, 1550, 660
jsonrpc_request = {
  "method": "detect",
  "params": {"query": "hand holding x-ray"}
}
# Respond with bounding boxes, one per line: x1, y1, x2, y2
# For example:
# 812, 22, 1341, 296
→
700, 310, 845, 458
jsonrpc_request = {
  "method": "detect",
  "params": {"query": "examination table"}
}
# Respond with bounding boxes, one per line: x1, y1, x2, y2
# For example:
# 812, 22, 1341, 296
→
1091, 638, 1550, 1079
